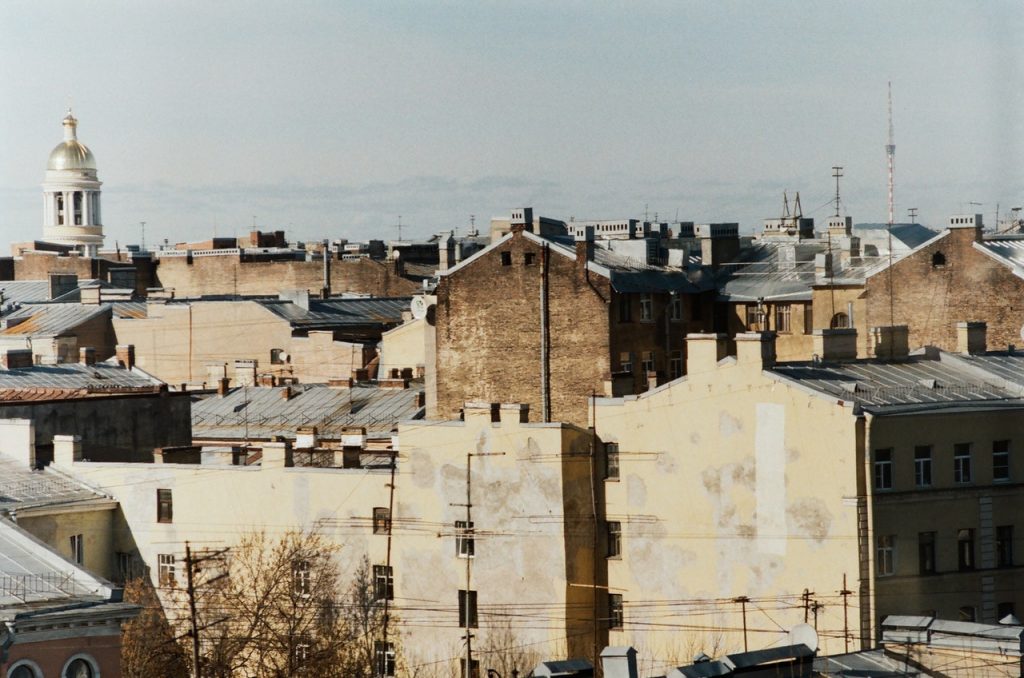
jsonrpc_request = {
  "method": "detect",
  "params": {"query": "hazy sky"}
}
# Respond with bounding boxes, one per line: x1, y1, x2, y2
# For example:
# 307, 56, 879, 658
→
1, 1, 1021, 248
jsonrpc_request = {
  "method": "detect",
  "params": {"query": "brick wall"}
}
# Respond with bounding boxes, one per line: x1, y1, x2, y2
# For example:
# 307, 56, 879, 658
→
436, 231, 611, 425
153, 255, 419, 297
863, 226, 1024, 352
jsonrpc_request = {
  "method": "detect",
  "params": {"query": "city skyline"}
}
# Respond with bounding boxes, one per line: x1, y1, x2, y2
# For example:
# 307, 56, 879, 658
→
1, 1, 1021, 248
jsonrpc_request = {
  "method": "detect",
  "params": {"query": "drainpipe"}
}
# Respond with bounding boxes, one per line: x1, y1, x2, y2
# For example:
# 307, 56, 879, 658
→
540, 243, 550, 422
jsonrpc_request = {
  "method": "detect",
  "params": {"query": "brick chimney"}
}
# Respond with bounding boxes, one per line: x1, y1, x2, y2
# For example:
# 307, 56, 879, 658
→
686, 333, 727, 375
601, 646, 639, 678
735, 331, 777, 370
217, 377, 230, 396
813, 328, 858, 362
575, 225, 595, 264
957, 321, 987, 355
79, 347, 96, 366
115, 344, 135, 370
0, 349, 34, 369
871, 325, 909, 361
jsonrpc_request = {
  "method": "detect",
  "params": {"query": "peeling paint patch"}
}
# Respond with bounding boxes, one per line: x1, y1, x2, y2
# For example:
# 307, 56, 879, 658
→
731, 459, 755, 489
626, 474, 647, 508
719, 411, 742, 438
701, 467, 722, 495
689, 431, 701, 445
410, 450, 436, 488
787, 498, 832, 544
656, 452, 677, 474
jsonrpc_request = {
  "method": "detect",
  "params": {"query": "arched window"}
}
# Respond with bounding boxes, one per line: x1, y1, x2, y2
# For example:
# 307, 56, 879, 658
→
62, 655, 98, 678
932, 251, 946, 268
830, 312, 850, 329
8, 661, 42, 678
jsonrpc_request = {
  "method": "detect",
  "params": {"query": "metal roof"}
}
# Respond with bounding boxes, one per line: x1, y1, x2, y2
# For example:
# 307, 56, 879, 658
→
0, 361, 162, 392
0, 456, 108, 514
256, 297, 411, 329
853, 222, 939, 252
771, 355, 1024, 413
813, 649, 918, 677
0, 303, 110, 337
191, 382, 424, 440
975, 237, 1024, 275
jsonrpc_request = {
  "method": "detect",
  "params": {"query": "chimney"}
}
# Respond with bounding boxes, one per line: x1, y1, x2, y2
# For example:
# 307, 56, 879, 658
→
281, 385, 293, 400
510, 207, 534, 233
261, 441, 292, 469
0, 349, 34, 369
329, 377, 353, 388
696, 223, 740, 270
957, 321, 987, 355
575, 225, 596, 263
217, 377, 230, 396
463, 401, 499, 423
438, 231, 456, 272
601, 646, 639, 678
735, 331, 777, 370
207, 362, 227, 384
948, 213, 984, 242
499, 403, 529, 424
79, 347, 96, 366
80, 285, 101, 305
871, 325, 909, 361
646, 370, 658, 391
686, 333, 727, 375
53, 434, 83, 466
234, 359, 258, 386
115, 344, 135, 370
813, 328, 858, 362
814, 252, 833, 280
0, 419, 35, 468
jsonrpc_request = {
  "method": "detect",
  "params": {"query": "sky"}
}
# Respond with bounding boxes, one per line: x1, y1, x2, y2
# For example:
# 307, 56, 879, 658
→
1, 1, 1021, 248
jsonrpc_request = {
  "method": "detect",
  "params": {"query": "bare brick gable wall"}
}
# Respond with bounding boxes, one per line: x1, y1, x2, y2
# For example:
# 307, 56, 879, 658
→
435, 230, 611, 426
863, 226, 1024, 352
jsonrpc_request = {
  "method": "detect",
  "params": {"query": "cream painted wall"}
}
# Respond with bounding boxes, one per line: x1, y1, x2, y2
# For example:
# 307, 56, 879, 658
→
58, 409, 598, 670
379, 317, 427, 379
594, 340, 866, 663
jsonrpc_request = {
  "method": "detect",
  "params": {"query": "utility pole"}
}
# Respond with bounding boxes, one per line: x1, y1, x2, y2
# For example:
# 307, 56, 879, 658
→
886, 82, 896, 226
733, 596, 750, 651
840, 574, 852, 653
394, 215, 403, 242
140, 221, 146, 252
802, 589, 813, 624
381, 451, 397, 664
452, 451, 504, 678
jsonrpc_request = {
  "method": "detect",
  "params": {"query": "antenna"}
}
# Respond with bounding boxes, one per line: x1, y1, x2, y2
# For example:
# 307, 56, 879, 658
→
394, 215, 403, 242
832, 166, 844, 217
908, 207, 918, 224
140, 221, 146, 252
886, 82, 896, 225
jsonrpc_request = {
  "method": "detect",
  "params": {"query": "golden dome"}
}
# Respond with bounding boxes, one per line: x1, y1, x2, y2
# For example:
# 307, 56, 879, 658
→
47, 111, 96, 171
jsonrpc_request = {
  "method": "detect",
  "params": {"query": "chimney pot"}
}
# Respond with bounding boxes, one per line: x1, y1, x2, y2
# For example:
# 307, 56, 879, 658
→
217, 377, 230, 396
871, 325, 909, 361
812, 328, 858, 362
601, 646, 639, 678
115, 344, 135, 370
735, 331, 777, 370
79, 347, 96, 366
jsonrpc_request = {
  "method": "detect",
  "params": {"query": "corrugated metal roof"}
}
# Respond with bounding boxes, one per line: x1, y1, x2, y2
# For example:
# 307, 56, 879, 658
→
112, 301, 147, 319
813, 649, 918, 677
0, 457, 107, 513
192, 382, 424, 439
257, 297, 411, 329
0, 361, 161, 391
0, 304, 110, 337
772, 356, 1023, 412
976, 237, 1024, 272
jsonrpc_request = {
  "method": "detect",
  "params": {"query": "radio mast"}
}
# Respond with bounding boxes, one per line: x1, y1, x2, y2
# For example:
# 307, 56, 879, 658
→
886, 82, 896, 225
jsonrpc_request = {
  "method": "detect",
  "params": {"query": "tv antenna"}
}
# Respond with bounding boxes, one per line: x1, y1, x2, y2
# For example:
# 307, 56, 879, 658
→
831, 166, 843, 217
908, 207, 918, 224
140, 221, 146, 252
394, 215, 403, 242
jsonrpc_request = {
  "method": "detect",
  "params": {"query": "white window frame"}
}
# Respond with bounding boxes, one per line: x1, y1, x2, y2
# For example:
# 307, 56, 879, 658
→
69, 533, 84, 565
639, 294, 653, 322
455, 520, 475, 558
876, 535, 895, 576
914, 446, 932, 487
61, 654, 100, 678
954, 444, 972, 483
158, 553, 176, 587
7, 660, 43, 678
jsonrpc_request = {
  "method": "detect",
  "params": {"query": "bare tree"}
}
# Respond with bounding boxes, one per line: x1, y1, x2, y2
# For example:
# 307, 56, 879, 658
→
120, 577, 190, 678
477, 610, 544, 677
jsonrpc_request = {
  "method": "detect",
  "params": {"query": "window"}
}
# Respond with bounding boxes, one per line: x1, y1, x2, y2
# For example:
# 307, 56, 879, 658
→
374, 641, 396, 677
63, 657, 96, 678
914, 446, 932, 487
639, 294, 653, 321
9, 662, 41, 678
523, 252, 535, 266
605, 442, 620, 479
69, 534, 83, 565
117, 551, 138, 583
958, 605, 976, 622
669, 296, 682, 321
157, 489, 173, 523
158, 553, 176, 587
608, 593, 624, 629
876, 535, 895, 576
775, 304, 792, 333
618, 296, 631, 322
830, 312, 850, 329
293, 641, 310, 666
458, 589, 478, 628
932, 252, 946, 268
669, 351, 683, 379
460, 660, 481, 678
619, 352, 633, 374
874, 449, 893, 491
918, 532, 936, 574
994, 440, 1010, 481
745, 304, 762, 330
954, 443, 972, 483
455, 520, 475, 558
271, 348, 286, 365
958, 528, 975, 571
997, 525, 1014, 567
500, 251, 511, 266
640, 351, 654, 374
293, 560, 311, 596
373, 507, 391, 535
607, 521, 622, 558
803, 305, 813, 334
373, 565, 394, 601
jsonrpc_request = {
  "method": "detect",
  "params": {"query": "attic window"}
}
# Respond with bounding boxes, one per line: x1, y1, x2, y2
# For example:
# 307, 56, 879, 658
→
932, 252, 946, 268
523, 252, 536, 266
500, 251, 512, 266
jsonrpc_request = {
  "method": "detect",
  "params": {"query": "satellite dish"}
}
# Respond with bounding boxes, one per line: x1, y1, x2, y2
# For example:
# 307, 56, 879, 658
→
411, 296, 429, 320
788, 623, 819, 652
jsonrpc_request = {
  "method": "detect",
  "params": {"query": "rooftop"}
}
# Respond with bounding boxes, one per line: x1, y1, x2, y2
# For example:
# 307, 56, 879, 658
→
0, 455, 109, 515
257, 296, 411, 330
191, 382, 425, 440
0, 303, 110, 337
0, 359, 162, 393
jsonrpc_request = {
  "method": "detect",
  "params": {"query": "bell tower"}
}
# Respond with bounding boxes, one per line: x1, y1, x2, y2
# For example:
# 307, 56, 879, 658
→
42, 110, 104, 256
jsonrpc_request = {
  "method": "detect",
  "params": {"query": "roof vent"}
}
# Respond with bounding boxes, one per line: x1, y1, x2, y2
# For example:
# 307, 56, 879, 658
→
918, 378, 937, 389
